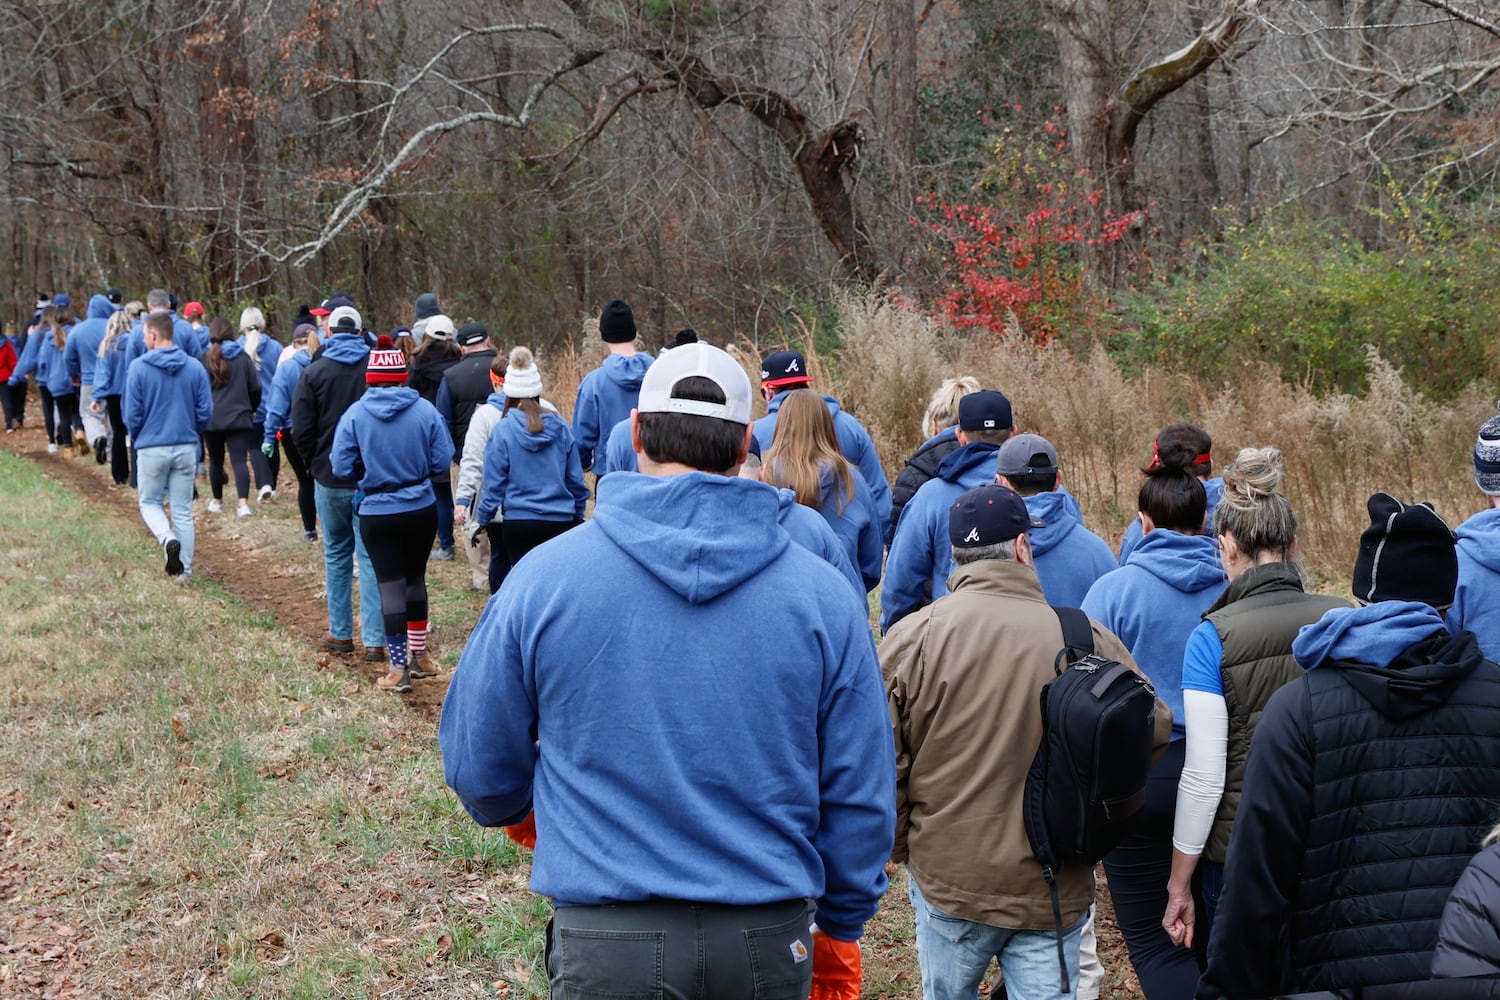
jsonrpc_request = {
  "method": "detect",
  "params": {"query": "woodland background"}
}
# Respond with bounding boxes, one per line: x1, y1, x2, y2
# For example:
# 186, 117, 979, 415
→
2, 0, 1499, 400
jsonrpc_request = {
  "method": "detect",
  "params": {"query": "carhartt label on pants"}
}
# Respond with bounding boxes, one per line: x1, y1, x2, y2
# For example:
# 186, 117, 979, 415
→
790, 939, 809, 963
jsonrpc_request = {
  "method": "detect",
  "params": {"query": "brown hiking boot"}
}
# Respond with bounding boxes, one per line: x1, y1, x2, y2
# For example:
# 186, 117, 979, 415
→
408, 655, 436, 679
364, 646, 387, 662
376, 668, 411, 694
321, 634, 355, 654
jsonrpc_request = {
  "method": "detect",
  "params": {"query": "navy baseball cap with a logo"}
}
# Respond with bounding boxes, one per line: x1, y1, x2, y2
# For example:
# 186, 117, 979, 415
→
760, 350, 811, 389
949, 484, 1041, 548
958, 390, 1013, 432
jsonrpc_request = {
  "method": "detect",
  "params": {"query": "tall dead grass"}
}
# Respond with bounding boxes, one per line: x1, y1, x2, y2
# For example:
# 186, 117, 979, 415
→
540, 292, 1493, 590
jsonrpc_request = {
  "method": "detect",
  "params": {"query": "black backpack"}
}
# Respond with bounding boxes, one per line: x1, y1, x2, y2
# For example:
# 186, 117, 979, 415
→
1023, 606, 1159, 992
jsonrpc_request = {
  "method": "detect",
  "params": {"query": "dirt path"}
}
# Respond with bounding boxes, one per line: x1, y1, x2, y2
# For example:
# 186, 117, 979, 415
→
2, 425, 455, 717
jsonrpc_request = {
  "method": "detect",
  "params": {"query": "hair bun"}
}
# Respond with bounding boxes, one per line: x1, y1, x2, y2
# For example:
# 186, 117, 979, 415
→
1222, 446, 1285, 501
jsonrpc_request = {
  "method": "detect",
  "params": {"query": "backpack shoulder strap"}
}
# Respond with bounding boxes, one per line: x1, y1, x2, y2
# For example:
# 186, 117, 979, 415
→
1053, 606, 1095, 673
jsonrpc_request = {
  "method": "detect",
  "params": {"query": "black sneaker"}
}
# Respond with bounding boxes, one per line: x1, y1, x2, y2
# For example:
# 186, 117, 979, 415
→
93, 436, 108, 464
164, 538, 184, 576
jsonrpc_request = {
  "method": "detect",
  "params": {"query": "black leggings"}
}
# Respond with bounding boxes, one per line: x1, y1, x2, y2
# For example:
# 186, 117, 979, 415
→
501, 518, 577, 570
53, 392, 81, 442
279, 432, 318, 534
358, 505, 437, 637
2, 381, 24, 429
104, 395, 130, 484
37, 385, 55, 443
204, 428, 263, 501
255, 422, 280, 490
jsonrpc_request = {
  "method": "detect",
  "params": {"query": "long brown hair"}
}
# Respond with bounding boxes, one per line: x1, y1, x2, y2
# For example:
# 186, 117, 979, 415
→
204, 316, 235, 388
46, 307, 67, 351
763, 388, 854, 514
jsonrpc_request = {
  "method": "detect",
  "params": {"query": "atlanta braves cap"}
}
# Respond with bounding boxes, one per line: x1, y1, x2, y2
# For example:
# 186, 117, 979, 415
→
949, 483, 1040, 548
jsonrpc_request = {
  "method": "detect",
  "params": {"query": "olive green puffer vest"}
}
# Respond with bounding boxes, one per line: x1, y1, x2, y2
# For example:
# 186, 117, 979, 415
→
1203, 563, 1348, 863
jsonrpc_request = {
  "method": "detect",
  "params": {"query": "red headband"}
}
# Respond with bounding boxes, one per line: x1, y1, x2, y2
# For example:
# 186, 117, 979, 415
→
1151, 440, 1212, 468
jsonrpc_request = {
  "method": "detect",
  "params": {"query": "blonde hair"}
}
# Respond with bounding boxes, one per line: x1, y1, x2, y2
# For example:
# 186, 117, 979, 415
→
1214, 446, 1297, 561
99, 308, 131, 358
763, 389, 855, 515
45, 307, 66, 351
239, 307, 267, 368
923, 376, 982, 438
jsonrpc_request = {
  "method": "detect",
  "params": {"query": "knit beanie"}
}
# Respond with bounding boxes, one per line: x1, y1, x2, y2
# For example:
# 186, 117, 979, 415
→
664, 327, 700, 352
366, 335, 408, 386
1352, 492, 1458, 609
1475, 401, 1500, 496
599, 299, 636, 343
414, 292, 441, 320
504, 346, 543, 399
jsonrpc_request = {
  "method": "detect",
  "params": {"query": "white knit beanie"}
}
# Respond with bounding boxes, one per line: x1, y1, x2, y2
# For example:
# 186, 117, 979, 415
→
504, 346, 543, 399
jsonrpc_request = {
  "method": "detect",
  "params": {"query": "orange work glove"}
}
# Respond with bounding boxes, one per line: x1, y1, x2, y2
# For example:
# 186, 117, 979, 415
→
503, 812, 536, 850
808, 929, 860, 1000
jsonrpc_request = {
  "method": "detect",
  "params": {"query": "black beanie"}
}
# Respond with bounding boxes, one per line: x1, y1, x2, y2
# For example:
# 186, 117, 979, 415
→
599, 298, 636, 343
1352, 492, 1458, 609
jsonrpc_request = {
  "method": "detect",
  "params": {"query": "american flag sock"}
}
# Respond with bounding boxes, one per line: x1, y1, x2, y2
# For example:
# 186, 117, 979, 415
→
386, 634, 409, 670
408, 620, 429, 662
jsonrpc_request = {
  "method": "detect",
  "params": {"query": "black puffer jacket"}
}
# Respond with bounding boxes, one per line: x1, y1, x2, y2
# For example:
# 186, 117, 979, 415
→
888, 427, 960, 545
1435, 842, 1500, 978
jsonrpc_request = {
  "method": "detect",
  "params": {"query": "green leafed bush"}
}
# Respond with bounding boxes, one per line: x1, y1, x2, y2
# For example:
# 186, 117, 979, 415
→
1115, 206, 1500, 399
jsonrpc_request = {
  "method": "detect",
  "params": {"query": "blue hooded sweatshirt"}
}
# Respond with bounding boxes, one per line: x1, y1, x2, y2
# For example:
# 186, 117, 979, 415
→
1295, 602, 1453, 672
1081, 529, 1225, 738
1118, 476, 1225, 564
879, 441, 1002, 634
118, 313, 204, 374
123, 346, 212, 448
597, 414, 638, 476
262, 348, 312, 443
437, 471, 894, 941
1449, 507, 1500, 661
7, 325, 45, 388
1024, 488, 1119, 607
64, 294, 114, 387
23, 325, 76, 397
572, 352, 653, 471
774, 485, 865, 602
754, 391, 892, 541
476, 408, 589, 525
771, 461, 883, 593
330, 386, 453, 516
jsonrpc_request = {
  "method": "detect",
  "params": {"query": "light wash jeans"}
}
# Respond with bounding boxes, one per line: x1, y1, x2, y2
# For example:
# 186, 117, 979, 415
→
314, 482, 382, 647
909, 876, 1082, 1000
136, 443, 196, 573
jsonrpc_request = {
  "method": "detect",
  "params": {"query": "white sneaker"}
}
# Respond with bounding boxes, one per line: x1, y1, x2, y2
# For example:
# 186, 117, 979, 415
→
257, 485, 275, 503
207, 499, 223, 513
46, 443, 58, 454
237, 502, 252, 518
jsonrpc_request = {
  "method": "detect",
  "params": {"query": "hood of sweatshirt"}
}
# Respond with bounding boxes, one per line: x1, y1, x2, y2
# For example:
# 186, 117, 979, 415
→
1293, 601, 1478, 721
1124, 528, 1225, 595
360, 386, 423, 421
320, 332, 371, 366
141, 345, 189, 374
86, 294, 114, 321
603, 352, 652, 390
1024, 488, 1086, 558
506, 406, 570, 452
933, 440, 1002, 484
217, 340, 244, 361
592, 471, 788, 604
1457, 508, 1500, 574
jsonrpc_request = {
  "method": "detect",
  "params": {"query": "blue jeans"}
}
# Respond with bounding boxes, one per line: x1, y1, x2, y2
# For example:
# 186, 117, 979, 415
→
314, 482, 382, 646
909, 876, 1082, 1000
136, 443, 197, 573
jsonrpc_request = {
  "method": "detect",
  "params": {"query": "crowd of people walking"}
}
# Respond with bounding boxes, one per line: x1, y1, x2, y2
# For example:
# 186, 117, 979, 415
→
8, 284, 1500, 999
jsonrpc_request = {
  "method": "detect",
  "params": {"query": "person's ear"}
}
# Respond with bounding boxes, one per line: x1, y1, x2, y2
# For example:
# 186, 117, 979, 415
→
630, 410, 642, 454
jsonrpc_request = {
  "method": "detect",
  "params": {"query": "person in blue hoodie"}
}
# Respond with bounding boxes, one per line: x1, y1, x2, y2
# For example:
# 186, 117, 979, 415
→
1117, 423, 1224, 565
7, 306, 58, 450
331, 337, 453, 694
1200, 493, 1500, 998
880, 389, 1014, 633
761, 388, 883, 592
32, 301, 88, 456
91, 302, 146, 485
572, 298, 652, 473
753, 349, 892, 542
1080, 439, 1226, 1000
439, 342, 893, 1000
994, 432, 1117, 607
64, 293, 116, 461
476, 347, 588, 567
262, 322, 320, 540
237, 307, 281, 499
1450, 404, 1500, 661
124, 313, 212, 579
203, 317, 270, 517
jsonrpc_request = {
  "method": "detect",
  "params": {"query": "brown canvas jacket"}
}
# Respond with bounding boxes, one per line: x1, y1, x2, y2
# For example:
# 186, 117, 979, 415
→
881, 556, 1172, 929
